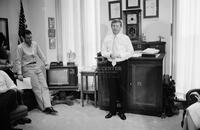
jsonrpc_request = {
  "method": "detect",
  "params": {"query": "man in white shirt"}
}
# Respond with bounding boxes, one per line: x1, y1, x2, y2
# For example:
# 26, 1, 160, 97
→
101, 19, 134, 120
16, 30, 57, 115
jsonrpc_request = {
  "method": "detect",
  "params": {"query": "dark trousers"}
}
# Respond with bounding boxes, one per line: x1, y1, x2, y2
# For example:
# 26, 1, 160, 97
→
0, 89, 18, 130
107, 60, 127, 114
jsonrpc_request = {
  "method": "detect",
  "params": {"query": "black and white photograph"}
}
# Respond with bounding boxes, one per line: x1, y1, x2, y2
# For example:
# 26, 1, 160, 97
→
0, 0, 200, 130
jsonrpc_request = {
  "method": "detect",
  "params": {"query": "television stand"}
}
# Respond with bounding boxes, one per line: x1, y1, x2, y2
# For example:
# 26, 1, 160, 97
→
49, 85, 79, 106
48, 85, 79, 91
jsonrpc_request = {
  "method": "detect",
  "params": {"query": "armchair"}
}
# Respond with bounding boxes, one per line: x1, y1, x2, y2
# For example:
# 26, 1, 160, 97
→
185, 89, 200, 106
182, 89, 200, 130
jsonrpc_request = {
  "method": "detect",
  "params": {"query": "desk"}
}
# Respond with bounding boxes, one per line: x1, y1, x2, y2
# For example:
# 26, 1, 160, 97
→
97, 54, 165, 116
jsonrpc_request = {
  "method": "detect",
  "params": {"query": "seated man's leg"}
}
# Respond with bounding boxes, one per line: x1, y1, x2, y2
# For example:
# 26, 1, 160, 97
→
0, 89, 18, 129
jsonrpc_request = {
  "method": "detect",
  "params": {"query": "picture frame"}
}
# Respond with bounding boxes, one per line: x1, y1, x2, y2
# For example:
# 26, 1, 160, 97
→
143, 0, 159, 18
48, 17, 55, 29
0, 18, 9, 50
49, 37, 56, 49
48, 29, 55, 37
126, 0, 140, 9
108, 1, 122, 20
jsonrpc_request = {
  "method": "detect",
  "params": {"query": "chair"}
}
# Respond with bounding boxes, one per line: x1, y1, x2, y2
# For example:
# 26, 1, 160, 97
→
185, 89, 200, 106
9, 90, 28, 125
181, 89, 200, 130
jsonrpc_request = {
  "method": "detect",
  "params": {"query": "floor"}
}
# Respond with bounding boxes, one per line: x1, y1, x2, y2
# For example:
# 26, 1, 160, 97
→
17, 100, 183, 130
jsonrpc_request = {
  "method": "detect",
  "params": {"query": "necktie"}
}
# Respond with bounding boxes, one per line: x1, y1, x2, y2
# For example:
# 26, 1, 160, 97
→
111, 36, 117, 66
112, 36, 117, 57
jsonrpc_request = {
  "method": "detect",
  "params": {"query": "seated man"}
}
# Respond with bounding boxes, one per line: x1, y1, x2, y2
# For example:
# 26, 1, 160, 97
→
0, 70, 22, 130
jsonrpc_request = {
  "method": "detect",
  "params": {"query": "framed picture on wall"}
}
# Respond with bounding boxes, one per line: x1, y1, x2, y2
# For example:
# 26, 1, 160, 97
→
108, 1, 122, 20
126, 0, 140, 9
48, 17, 55, 29
143, 0, 159, 18
49, 37, 56, 49
0, 18, 9, 50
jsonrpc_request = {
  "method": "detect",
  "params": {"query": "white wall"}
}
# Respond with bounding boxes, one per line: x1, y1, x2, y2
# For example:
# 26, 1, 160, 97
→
0, 0, 20, 62
1, 0, 172, 74
0, 0, 57, 64
100, 0, 172, 74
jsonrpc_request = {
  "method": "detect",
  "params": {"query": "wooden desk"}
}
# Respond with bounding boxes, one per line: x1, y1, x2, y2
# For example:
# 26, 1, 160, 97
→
97, 54, 165, 116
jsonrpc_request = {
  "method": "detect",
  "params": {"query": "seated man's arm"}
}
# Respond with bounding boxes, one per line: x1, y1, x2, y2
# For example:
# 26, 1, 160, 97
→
1, 71, 17, 91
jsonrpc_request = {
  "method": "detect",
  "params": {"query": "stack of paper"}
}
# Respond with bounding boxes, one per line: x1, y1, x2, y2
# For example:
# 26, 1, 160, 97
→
17, 77, 32, 90
142, 48, 160, 54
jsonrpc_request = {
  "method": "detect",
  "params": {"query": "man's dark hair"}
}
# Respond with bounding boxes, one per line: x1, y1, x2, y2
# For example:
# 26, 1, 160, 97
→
25, 30, 32, 36
111, 19, 122, 27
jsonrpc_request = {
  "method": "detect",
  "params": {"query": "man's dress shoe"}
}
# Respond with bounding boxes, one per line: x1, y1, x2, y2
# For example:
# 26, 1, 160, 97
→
105, 112, 115, 119
118, 113, 126, 120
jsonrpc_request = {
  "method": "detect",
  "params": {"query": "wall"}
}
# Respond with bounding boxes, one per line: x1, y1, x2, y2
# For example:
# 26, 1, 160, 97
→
100, 0, 172, 74
0, 0, 57, 64
0, 0, 20, 62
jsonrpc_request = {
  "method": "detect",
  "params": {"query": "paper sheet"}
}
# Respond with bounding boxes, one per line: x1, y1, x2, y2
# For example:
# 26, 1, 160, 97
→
17, 77, 32, 89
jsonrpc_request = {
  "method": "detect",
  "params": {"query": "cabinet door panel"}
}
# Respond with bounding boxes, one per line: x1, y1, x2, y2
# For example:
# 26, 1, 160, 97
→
127, 63, 162, 112
98, 74, 110, 108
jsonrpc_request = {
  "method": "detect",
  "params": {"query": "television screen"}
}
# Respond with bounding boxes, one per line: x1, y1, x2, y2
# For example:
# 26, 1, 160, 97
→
47, 68, 69, 85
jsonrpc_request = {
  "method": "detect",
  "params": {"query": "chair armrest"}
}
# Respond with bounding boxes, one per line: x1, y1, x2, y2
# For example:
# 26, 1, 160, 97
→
186, 89, 200, 106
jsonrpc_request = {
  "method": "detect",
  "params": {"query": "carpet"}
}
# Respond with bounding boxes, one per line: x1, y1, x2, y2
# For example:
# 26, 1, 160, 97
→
16, 100, 182, 130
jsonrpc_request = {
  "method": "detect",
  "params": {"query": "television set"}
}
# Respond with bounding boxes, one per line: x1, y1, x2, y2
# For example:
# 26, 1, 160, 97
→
47, 66, 78, 88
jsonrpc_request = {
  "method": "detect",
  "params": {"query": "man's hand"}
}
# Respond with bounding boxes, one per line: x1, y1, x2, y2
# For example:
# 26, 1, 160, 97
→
110, 54, 121, 59
18, 74, 23, 81
11, 88, 18, 92
45, 64, 50, 70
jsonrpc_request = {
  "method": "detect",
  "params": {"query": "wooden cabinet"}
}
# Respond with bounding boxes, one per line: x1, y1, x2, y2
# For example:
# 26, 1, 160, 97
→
97, 42, 165, 116
126, 55, 164, 116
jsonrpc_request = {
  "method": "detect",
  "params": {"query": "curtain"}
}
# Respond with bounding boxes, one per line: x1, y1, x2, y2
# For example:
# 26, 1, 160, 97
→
56, 0, 100, 68
173, 0, 200, 94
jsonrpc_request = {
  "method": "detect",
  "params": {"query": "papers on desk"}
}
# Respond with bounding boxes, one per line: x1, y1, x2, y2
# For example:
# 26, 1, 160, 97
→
132, 48, 160, 58
142, 48, 160, 54
17, 77, 32, 90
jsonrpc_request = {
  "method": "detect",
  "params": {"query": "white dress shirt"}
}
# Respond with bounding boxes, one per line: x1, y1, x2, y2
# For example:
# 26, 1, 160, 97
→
16, 41, 47, 75
101, 33, 134, 66
0, 70, 17, 94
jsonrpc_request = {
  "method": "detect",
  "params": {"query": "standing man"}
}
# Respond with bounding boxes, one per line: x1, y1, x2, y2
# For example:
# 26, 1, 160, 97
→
16, 30, 57, 115
101, 19, 134, 120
